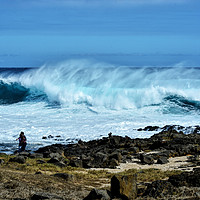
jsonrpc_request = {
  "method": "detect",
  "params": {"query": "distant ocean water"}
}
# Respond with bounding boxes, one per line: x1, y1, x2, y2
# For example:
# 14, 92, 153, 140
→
0, 59, 200, 153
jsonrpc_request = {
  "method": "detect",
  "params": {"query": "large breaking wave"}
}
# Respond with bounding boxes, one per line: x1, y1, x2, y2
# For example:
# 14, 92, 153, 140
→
1, 59, 200, 114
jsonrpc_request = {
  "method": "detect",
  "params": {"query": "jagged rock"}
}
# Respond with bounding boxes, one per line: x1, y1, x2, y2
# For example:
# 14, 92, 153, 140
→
129, 146, 139, 154
157, 150, 173, 158
83, 189, 111, 200
108, 158, 119, 169
35, 144, 64, 158
157, 156, 169, 164
9, 156, 26, 164
69, 159, 83, 168
49, 152, 63, 161
108, 151, 122, 162
140, 154, 154, 165
111, 174, 137, 200
169, 169, 200, 187
138, 126, 160, 131
94, 152, 108, 163
109, 136, 122, 147
39, 129, 200, 169
143, 180, 174, 198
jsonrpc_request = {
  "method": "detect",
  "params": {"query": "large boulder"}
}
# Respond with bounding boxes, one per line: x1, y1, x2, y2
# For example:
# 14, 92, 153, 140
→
140, 154, 154, 165
69, 159, 83, 168
35, 144, 64, 158
9, 156, 26, 164
111, 174, 137, 200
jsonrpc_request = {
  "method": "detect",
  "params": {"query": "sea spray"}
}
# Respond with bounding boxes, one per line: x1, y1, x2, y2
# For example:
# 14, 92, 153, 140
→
1, 59, 200, 112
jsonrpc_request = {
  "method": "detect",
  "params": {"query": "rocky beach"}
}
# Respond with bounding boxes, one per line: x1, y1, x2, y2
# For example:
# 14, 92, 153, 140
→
1, 1, 200, 199
0, 125, 200, 199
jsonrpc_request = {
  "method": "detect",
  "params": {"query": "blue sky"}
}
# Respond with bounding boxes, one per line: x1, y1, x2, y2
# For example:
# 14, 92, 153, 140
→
0, 0, 200, 67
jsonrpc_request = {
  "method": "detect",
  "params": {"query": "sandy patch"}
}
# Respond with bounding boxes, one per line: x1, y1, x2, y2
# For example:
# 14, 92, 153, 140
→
89, 156, 199, 173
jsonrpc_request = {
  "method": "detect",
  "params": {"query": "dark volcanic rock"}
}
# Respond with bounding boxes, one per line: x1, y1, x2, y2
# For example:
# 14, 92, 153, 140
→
83, 189, 111, 200
9, 156, 26, 164
111, 174, 137, 199
169, 168, 200, 187
32, 126, 200, 169
35, 144, 65, 158
140, 154, 154, 165
157, 156, 169, 164
108, 151, 122, 162
49, 152, 63, 160
109, 136, 122, 147
143, 180, 174, 198
69, 159, 83, 168
137, 126, 160, 131
47, 158, 60, 163
108, 158, 119, 169
143, 168, 200, 199
47, 158, 66, 167
31, 192, 63, 200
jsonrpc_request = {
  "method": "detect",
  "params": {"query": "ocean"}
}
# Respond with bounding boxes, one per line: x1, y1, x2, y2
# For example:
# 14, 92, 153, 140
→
0, 59, 200, 153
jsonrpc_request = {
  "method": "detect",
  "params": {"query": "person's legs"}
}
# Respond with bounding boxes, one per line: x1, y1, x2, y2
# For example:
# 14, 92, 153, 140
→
21, 143, 27, 151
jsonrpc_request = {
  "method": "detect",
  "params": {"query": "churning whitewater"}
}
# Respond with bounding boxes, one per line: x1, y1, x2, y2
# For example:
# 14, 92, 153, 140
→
0, 59, 200, 153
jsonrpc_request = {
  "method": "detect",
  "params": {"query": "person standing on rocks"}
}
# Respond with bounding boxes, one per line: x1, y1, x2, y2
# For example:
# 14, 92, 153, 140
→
16, 131, 27, 152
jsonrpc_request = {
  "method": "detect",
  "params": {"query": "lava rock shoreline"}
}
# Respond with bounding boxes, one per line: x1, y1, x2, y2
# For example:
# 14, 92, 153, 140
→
1, 124, 200, 199
33, 125, 200, 169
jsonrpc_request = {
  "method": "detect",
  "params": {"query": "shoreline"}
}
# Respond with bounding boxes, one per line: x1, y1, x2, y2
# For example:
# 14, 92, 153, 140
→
0, 125, 200, 199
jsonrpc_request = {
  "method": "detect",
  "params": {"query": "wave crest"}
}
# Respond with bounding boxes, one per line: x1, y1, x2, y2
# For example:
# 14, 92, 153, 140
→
0, 80, 29, 104
1, 59, 200, 113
